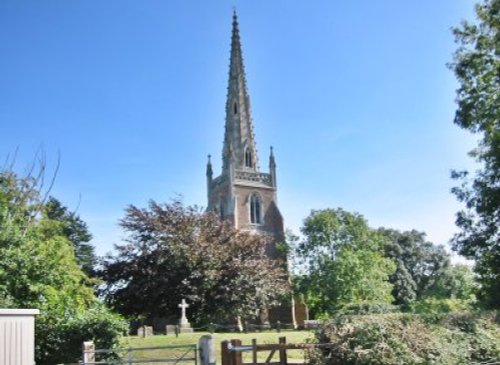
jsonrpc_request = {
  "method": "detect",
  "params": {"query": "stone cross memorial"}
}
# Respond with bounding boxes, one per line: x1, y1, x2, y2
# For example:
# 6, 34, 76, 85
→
178, 299, 189, 325
178, 298, 193, 333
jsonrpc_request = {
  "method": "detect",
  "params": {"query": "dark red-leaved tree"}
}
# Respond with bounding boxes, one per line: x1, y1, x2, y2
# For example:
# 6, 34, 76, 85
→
100, 199, 289, 324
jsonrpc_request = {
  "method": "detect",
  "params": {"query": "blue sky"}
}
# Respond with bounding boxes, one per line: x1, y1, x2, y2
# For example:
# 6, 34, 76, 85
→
0, 1, 478, 257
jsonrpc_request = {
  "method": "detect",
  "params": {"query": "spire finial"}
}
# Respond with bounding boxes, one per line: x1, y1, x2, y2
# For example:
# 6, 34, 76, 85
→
232, 8, 238, 27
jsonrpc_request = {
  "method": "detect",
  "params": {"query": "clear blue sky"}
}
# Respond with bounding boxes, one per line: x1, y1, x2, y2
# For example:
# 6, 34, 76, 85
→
0, 1, 478, 257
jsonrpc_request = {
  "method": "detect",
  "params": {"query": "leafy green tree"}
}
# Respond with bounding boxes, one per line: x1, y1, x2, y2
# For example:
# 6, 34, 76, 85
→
0, 168, 124, 365
379, 229, 451, 306
0, 171, 92, 309
424, 264, 477, 301
297, 208, 377, 263
295, 209, 395, 316
100, 199, 290, 324
449, 0, 500, 308
45, 196, 97, 276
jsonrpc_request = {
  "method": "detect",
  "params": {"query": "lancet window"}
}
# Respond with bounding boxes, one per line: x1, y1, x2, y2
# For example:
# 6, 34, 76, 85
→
245, 148, 253, 168
250, 193, 262, 224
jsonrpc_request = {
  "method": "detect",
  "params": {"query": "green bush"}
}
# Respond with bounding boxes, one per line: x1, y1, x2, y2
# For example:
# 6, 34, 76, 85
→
336, 301, 400, 315
410, 297, 475, 316
36, 304, 128, 365
310, 312, 500, 365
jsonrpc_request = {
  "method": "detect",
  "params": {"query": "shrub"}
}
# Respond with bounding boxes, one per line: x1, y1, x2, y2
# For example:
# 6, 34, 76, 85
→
310, 312, 500, 365
36, 304, 127, 365
410, 297, 475, 316
336, 301, 400, 315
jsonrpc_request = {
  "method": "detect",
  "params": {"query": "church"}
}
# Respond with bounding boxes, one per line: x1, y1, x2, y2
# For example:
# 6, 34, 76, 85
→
205, 12, 298, 326
206, 12, 285, 258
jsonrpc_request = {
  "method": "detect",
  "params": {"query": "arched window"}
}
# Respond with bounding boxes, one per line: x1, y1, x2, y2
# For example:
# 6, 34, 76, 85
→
234, 102, 238, 115
245, 148, 253, 168
250, 193, 262, 224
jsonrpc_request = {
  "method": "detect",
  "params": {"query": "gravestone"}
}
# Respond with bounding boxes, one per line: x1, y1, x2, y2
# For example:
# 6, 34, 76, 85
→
165, 325, 177, 335
137, 325, 153, 337
294, 294, 309, 328
178, 299, 193, 333
303, 320, 320, 329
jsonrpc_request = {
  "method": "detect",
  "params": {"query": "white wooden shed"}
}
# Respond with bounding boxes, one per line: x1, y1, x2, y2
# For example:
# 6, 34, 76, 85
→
0, 309, 39, 365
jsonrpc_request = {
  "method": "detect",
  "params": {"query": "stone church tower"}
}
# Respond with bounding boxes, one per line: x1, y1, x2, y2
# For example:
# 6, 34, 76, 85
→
206, 12, 285, 258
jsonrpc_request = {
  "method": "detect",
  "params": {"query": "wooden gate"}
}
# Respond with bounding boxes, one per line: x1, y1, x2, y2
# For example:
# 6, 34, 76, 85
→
221, 337, 333, 365
82, 342, 198, 365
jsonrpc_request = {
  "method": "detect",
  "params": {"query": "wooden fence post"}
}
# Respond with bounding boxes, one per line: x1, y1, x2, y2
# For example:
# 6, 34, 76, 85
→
252, 339, 257, 365
221, 340, 231, 365
82, 341, 95, 365
231, 339, 242, 365
278, 337, 287, 365
199, 335, 216, 365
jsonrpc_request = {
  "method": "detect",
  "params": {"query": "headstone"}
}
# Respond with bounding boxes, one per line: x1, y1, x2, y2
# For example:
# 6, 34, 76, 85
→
294, 294, 309, 328
137, 325, 153, 337
177, 299, 193, 333
303, 320, 320, 329
236, 316, 243, 332
165, 325, 177, 335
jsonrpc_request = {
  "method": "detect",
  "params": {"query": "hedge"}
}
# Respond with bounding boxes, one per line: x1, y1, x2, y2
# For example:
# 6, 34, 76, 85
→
309, 311, 500, 365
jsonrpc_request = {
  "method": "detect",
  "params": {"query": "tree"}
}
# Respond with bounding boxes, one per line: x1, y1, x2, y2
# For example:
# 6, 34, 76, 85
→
295, 209, 395, 316
45, 196, 97, 276
297, 208, 376, 264
449, 0, 500, 308
0, 170, 93, 309
379, 229, 451, 306
424, 264, 477, 301
100, 199, 290, 324
0, 168, 124, 365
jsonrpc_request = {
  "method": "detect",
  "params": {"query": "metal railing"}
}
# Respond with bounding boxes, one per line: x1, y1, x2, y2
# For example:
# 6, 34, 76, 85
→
82, 343, 198, 365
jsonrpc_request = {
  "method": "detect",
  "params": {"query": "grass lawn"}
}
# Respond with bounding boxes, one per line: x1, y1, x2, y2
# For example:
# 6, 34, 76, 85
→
117, 330, 315, 364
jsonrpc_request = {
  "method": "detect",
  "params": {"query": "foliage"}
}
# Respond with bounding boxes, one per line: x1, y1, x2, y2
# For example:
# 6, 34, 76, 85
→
336, 302, 400, 315
379, 229, 451, 306
100, 199, 290, 324
297, 208, 376, 264
424, 264, 477, 301
410, 297, 475, 316
313, 247, 395, 313
449, 0, 500, 308
311, 312, 500, 365
0, 168, 123, 365
0, 171, 94, 310
295, 209, 395, 316
45, 196, 97, 276
37, 304, 127, 365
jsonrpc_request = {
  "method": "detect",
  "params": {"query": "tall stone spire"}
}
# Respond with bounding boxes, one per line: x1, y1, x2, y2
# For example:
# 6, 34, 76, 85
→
222, 11, 259, 173
207, 12, 282, 238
